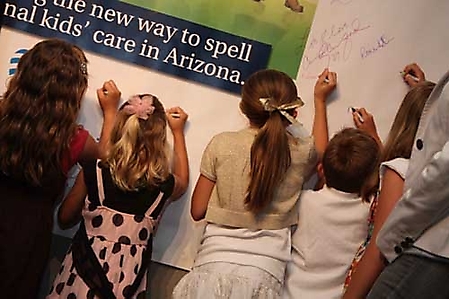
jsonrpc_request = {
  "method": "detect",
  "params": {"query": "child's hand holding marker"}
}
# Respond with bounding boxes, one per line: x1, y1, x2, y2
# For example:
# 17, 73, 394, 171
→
350, 107, 364, 123
401, 63, 426, 87
400, 71, 419, 83
314, 68, 337, 99
166, 107, 188, 132
351, 107, 383, 148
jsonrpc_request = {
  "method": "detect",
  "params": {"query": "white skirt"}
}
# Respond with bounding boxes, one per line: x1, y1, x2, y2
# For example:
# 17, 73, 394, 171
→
172, 262, 282, 299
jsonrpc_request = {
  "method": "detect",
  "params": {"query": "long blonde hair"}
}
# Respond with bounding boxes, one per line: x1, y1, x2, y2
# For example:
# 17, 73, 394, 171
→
382, 81, 435, 162
240, 69, 299, 213
106, 94, 170, 191
0, 39, 88, 186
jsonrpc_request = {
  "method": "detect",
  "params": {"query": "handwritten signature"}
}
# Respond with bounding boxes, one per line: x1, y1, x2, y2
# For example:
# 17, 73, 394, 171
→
360, 34, 394, 59
302, 18, 370, 70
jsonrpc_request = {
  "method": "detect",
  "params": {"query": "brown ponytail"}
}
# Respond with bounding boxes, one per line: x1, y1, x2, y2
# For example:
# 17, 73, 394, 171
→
240, 69, 299, 213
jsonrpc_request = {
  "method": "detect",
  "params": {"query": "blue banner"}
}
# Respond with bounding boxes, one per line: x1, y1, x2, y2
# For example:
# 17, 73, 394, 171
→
0, 0, 5, 30
2, 0, 272, 94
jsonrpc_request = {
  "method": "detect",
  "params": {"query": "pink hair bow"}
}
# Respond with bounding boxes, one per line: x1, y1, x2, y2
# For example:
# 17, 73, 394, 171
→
123, 95, 155, 120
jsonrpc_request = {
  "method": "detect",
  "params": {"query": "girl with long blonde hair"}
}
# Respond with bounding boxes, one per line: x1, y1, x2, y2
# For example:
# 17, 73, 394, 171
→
48, 94, 189, 298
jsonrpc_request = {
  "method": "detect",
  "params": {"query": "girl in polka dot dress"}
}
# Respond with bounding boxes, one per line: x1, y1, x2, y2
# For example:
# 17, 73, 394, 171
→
47, 94, 189, 299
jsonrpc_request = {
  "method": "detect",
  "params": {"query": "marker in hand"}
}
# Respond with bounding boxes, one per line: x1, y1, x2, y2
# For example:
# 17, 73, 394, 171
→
350, 107, 364, 123
170, 113, 181, 118
400, 71, 419, 82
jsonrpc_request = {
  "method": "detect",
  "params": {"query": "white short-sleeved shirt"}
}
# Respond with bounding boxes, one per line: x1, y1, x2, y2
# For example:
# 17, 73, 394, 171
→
283, 186, 370, 299
380, 158, 409, 188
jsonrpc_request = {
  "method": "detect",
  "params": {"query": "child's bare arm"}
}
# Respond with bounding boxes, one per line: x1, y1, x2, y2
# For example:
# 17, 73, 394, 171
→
166, 107, 189, 200
96, 80, 120, 160
353, 108, 383, 150
77, 80, 120, 163
58, 170, 87, 229
312, 68, 337, 159
190, 175, 215, 221
344, 168, 404, 298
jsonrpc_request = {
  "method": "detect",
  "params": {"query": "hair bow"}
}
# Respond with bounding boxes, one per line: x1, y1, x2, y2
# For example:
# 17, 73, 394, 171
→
259, 97, 304, 124
123, 94, 155, 120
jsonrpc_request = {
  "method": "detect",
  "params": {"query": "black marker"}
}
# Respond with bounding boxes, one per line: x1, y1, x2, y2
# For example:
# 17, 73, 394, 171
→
350, 107, 364, 123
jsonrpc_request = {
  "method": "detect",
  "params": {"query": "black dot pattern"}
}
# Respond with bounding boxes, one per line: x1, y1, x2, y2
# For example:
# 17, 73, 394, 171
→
139, 228, 148, 241
134, 215, 144, 223
46, 164, 174, 297
56, 282, 65, 294
99, 247, 107, 260
91, 215, 103, 228
70, 262, 76, 272
88, 203, 96, 211
118, 236, 131, 245
103, 262, 109, 274
112, 242, 121, 254
67, 273, 76, 286
112, 214, 124, 227
123, 285, 133, 297
87, 289, 95, 299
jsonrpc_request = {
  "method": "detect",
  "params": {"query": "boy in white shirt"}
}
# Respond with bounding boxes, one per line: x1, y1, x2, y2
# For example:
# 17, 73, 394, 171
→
283, 128, 381, 299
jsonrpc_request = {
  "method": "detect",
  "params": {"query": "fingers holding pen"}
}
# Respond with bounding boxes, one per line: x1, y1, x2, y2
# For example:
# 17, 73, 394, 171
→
352, 108, 364, 128
314, 68, 337, 101
166, 106, 188, 133
402, 63, 426, 87
325, 70, 337, 86
352, 107, 381, 145
97, 80, 121, 115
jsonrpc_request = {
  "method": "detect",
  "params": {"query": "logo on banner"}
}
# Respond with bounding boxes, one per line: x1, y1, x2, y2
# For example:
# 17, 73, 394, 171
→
8, 48, 28, 76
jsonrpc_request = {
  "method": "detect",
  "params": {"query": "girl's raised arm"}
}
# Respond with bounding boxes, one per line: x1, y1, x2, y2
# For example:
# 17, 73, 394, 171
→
166, 107, 189, 200
312, 68, 337, 158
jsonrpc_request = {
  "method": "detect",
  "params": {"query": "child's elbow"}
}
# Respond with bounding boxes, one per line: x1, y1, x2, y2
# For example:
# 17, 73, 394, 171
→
190, 207, 205, 222
57, 219, 72, 230
57, 210, 78, 230
171, 180, 189, 201
178, 181, 189, 197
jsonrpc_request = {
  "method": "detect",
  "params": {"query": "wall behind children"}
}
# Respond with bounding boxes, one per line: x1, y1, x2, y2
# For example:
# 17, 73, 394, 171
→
0, 0, 317, 271
2, 0, 449, 271
296, 0, 449, 141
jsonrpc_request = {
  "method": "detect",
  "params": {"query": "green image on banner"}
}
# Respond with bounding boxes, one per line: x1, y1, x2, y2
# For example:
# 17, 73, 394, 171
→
122, 0, 318, 78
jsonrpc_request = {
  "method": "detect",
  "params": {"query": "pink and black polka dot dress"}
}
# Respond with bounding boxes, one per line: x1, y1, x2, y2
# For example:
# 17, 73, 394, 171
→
47, 161, 174, 299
